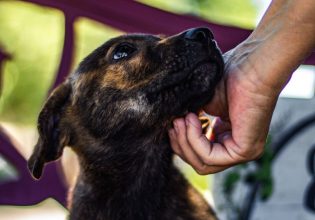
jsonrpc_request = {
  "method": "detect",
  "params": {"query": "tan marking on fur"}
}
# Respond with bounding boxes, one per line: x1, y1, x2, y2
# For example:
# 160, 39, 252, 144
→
128, 54, 142, 67
187, 186, 217, 220
101, 61, 155, 90
157, 37, 174, 46
101, 66, 129, 89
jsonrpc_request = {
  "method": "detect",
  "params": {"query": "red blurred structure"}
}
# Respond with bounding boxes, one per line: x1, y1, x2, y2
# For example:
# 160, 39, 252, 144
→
0, 0, 314, 207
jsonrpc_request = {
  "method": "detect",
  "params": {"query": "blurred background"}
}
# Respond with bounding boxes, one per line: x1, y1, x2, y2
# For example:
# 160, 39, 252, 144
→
0, 0, 314, 219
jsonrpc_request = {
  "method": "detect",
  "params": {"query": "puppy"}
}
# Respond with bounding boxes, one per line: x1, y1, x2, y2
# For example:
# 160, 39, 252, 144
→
28, 27, 224, 220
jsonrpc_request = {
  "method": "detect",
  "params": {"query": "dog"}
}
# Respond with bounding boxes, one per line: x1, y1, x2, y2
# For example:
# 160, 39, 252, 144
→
28, 27, 224, 220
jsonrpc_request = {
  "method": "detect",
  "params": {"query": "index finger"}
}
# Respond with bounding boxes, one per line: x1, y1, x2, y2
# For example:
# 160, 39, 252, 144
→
185, 113, 244, 166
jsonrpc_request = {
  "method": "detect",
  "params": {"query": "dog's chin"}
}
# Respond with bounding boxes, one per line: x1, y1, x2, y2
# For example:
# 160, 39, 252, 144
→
158, 62, 221, 121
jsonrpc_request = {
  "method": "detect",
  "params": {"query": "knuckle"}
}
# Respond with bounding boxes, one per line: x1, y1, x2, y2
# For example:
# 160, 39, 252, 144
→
194, 165, 209, 175
201, 156, 213, 166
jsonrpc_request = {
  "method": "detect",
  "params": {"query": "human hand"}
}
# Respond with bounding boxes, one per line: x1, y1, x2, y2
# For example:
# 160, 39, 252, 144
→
168, 47, 280, 174
168, 0, 315, 175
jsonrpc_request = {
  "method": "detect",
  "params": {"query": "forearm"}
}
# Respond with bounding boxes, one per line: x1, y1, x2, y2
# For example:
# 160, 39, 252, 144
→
236, 0, 315, 94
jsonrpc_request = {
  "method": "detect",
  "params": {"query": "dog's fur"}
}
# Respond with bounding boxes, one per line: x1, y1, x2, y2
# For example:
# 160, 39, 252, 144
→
28, 27, 223, 220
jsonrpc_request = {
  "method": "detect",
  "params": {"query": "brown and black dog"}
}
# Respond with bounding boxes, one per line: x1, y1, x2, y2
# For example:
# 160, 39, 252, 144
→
28, 27, 224, 220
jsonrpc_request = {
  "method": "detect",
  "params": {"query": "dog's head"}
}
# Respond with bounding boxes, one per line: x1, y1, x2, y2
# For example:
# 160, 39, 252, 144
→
28, 27, 223, 179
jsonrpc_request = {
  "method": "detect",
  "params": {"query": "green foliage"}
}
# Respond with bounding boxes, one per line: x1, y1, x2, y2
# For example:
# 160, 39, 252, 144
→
0, 1, 121, 125
249, 135, 274, 200
139, 0, 258, 29
0, 1, 64, 124
223, 171, 241, 195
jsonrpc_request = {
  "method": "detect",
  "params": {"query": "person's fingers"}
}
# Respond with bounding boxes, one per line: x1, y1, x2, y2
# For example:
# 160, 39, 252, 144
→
171, 128, 230, 174
184, 113, 213, 161
214, 133, 246, 163
173, 118, 206, 171
185, 113, 244, 166
169, 118, 230, 175
170, 115, 247, 174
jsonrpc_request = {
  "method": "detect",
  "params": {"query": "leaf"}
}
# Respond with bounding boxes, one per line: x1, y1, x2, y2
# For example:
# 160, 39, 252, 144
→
223, 171, 240, 195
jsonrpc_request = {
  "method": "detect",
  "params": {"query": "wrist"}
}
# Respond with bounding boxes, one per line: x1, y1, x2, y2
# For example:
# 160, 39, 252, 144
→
232, 15, 315, 94
224, 39, 285, 97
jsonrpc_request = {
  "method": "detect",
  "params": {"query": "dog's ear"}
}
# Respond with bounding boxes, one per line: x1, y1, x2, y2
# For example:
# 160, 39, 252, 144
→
28, 81, 72, 179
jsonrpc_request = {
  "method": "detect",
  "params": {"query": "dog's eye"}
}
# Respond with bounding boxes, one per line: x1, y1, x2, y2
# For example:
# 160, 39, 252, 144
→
113, 44, 136, 61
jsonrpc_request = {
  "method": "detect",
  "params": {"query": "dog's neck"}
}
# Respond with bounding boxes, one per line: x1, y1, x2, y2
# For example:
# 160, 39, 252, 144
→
72, 131, 178, 219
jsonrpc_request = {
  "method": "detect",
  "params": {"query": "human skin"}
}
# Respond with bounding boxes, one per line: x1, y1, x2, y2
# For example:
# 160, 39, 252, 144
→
168, 0, 315, 174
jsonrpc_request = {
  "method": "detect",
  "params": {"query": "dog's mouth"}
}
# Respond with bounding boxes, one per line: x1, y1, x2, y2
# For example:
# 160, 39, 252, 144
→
146, 58, 222, 95
177, 61, 222, 109
164, 60, 217, 89
144, 55, 223, 120
156, 38, 223, 92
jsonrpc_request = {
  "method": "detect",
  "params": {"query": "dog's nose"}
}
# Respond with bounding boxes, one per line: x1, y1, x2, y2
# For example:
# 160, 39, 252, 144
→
184, 27, 214, 43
